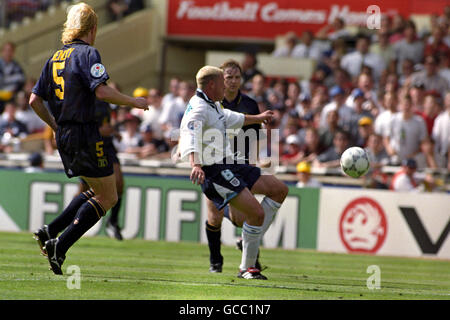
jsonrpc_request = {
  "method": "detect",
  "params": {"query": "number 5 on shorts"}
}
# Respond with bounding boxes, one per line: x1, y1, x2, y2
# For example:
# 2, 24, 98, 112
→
96, 141, 104, 157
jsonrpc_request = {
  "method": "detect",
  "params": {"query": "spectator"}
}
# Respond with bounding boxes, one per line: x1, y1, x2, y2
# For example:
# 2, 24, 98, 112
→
319, 109, 342, 150
370, 29, 396, 70
346, 88, 372, 141
159, 80, 195, 132
0, 101, 28, 152
316, 17, 351, 41
137, 88, 164, 140
389, 14, 406, 44
285, 81, 301, 112
374, 91, 397, 137
355, 116, 375, 148
281, 134, 301, 165
383, 72, 400, 95
424, 26, 450, 58
297, 112, 314, 144
295, 94, 313, 120
291, 30, 323, 60
408, 79, 426, 112
415, 137, 439, 169
133, 86, 148, 100
241, 51, 263, 87
295, 161, 322, 188
340, 34, 386, 82
438, 52, 450, 85
135, 124, 169, 159
298, 126, 325, 163
246, 74, 268, 105
272, 31, 298, 57
346, 73, 380, 111
0, 101, 28, 137
393, 20, 424, 75
384, 93, 428, 164
314, 129, 350, 168
432, 91, 450, 169
24, 152, 44, 173
366, 133, 390, 168
320, 85, 353, 130
364, 133, 390, 189
0, 42, 26, 112
410, 55, 449, 99
416, 91, 442, 136
390, 158, 419, 191
115, 113, 142, 153
14, 90, 45, 133
5, 0, 41, 27
399, 59, 415, 86
161, 77, 180, 109
107, 0, 144, 21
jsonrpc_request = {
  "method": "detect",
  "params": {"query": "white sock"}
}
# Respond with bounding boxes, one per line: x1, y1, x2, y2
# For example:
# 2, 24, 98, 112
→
261, 197, 281, 236
239, 223, 262, 271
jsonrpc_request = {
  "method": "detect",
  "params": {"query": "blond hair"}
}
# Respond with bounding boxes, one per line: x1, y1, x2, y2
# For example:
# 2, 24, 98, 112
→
196, 66, 223, 89
61, 2, 98, 44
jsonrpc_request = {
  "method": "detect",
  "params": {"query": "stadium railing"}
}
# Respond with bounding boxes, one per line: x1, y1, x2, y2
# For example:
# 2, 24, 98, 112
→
1, 151, 448, 191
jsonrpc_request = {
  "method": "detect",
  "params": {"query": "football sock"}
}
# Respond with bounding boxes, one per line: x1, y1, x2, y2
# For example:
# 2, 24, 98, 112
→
239, 222, 262, 271
260, 197, 281, 236
108, 196, 122, 226
205, 221, 223, 264
57, 198, 105, 255
47, 190, 94, 238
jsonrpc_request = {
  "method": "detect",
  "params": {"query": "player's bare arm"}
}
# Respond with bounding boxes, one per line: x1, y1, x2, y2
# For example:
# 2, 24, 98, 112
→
243, 110, 274, 126
29, 93, 57, 131
95, 83, 148, 110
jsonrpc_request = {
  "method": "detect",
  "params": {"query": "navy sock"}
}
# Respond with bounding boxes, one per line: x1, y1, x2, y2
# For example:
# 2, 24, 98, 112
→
57, 198, 105, 255
108, 196, 122, 226
205, 221, 223, 264
48, 190, 94, 238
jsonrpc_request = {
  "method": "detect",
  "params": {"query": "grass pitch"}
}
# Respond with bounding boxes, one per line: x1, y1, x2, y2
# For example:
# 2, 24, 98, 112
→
0, 231, 449, 300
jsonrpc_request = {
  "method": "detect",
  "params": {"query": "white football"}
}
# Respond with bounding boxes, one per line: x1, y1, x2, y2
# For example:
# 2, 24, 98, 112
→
340, 146, 370, 178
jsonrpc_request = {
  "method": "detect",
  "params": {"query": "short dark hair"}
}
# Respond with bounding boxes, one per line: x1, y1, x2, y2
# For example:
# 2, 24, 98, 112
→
220, 59, 242, 74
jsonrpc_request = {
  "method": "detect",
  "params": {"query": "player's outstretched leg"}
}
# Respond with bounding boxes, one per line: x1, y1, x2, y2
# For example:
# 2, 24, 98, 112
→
33, 189, 94, 256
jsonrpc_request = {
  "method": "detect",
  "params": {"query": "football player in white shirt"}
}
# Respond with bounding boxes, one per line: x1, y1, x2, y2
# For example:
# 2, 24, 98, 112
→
179, 66, 288, 280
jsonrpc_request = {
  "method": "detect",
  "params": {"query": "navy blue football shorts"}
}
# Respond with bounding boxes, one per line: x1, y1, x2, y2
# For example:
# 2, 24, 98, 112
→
201, 162, 261, 210
56, 122, 114, 179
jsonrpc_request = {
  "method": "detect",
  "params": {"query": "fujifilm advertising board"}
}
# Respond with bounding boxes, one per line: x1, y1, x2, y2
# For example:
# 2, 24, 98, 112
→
0, 168, 319, 250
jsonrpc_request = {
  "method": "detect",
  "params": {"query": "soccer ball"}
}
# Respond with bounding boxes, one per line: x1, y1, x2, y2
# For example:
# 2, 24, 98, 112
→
340, 147, 370, 178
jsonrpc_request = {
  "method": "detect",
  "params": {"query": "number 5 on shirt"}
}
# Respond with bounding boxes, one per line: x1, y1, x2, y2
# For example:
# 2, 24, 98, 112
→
53, 61, 65, 100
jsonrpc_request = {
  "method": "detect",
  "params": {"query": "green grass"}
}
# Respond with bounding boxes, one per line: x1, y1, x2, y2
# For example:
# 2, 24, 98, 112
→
0, 231, 449, 300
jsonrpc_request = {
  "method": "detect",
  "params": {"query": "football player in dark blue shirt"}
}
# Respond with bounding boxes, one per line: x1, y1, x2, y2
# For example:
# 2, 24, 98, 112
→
206, 59, 264, 273
29, 3, 148, 275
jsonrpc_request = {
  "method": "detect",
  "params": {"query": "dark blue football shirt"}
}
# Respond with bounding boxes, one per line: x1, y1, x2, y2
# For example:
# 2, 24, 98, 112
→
222, 90, 261, 164
32, 39, 109, 124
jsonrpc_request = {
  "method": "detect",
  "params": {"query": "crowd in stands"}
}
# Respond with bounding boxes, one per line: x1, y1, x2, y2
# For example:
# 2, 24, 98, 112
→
0, 6, 449, 192
0, 0, 144, 28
